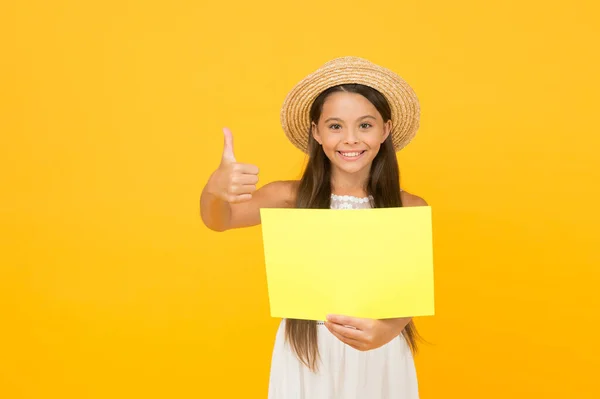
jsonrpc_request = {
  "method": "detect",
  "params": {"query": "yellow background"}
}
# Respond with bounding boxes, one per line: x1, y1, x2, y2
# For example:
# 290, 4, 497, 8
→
1, 1, 599, 398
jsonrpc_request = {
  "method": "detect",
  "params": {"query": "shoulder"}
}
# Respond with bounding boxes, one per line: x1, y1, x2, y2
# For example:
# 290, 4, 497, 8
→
259, 180, 300, 208
401, 190, 428, 207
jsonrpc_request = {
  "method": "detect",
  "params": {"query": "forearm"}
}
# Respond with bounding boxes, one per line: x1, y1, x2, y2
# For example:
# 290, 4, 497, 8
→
200, 175, 232, 232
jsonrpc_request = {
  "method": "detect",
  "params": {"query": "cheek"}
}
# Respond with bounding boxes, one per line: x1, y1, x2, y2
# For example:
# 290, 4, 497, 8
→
364, 136, 384, 151
321, 135, 340, 151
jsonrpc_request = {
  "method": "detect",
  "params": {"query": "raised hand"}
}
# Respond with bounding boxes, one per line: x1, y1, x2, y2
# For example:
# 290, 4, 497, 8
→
207, 127, 259, 204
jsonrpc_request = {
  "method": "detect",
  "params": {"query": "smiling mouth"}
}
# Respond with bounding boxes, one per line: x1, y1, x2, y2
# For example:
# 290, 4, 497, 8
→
337, 150, 366, 160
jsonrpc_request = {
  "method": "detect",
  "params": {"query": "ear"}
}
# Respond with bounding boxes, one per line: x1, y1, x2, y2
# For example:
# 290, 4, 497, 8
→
311, 122, 322, 145
382, 120, 392, 143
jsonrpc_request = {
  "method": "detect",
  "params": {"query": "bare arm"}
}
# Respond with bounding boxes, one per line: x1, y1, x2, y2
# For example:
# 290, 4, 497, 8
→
199, 127, 297, 232
200, 179, 297, 232
401, 190, 428, 207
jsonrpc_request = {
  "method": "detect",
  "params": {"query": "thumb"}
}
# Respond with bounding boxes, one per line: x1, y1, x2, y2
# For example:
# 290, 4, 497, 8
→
221, 127, 236, 163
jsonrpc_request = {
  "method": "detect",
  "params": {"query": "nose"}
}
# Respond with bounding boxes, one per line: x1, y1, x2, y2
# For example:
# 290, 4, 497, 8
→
343, 128, 359, 144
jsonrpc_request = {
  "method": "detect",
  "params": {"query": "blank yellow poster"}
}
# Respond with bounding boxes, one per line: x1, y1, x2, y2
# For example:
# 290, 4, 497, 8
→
260, 206, 435, 321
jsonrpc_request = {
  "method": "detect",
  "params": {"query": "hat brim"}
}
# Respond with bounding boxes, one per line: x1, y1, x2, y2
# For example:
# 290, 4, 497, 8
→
280, 57, 420, 154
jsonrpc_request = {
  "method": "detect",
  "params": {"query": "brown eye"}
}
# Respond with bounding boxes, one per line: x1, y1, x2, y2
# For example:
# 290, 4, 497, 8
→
329, 124, 342, 130
360, 123, 372, 129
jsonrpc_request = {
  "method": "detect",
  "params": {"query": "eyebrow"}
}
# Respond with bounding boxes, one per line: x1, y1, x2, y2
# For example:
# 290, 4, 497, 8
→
324, 115, 377, 123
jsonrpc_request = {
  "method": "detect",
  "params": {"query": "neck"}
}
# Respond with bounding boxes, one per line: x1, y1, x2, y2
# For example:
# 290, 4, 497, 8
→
330, 166, 370, 197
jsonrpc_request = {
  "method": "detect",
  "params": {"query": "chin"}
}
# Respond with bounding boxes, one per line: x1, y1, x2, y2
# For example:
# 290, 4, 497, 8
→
331, 159, 370, 175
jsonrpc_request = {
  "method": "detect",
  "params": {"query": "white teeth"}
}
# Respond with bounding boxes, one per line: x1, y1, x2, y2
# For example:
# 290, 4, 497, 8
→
340, 151, 362, 157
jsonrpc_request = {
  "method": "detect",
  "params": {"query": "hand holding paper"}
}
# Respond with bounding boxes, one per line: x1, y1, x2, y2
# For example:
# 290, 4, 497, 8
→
324, 314, 412, 351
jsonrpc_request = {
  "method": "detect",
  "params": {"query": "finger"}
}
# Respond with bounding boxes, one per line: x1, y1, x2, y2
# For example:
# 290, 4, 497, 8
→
230, 184, 257, 195
222, 127, 236, 163
232, 174, 259, 185
228, 193, 252, 203
327, 314, 367, 330
326, 325, 365, 350
325, 321, 363, 341
233, 163, 259, 175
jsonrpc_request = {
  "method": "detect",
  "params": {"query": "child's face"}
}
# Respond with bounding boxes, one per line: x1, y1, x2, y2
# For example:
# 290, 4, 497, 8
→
312, 91, 391, 176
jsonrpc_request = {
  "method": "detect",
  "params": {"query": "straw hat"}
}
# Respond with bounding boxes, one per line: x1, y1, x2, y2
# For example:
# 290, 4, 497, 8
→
280, 56, 420, 153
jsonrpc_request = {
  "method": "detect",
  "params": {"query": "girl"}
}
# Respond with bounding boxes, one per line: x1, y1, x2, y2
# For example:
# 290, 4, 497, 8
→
200, 57, 427, 398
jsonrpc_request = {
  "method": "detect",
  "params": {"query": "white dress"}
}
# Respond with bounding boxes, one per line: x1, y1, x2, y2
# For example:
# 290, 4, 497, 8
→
267, 194, 420, 399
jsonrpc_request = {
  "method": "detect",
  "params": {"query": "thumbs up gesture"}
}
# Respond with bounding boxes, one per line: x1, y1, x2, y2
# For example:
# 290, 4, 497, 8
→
207, 127, 259, 204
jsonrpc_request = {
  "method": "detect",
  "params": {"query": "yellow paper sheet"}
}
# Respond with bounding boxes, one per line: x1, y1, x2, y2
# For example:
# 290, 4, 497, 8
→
260, 206, 435, 321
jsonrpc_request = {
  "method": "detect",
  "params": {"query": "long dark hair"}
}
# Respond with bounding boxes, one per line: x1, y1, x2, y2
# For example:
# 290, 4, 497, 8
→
284, 84, 421, 371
